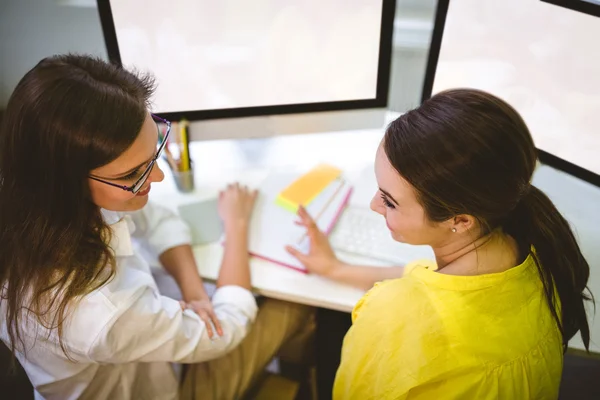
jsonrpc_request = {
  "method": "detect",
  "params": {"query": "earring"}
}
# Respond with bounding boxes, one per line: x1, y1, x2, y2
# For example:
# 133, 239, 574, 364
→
451, 228, 457, 233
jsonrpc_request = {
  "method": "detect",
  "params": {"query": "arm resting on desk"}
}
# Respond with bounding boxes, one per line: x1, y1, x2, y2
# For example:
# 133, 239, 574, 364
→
218, 223, 251, 290
160, 245, 210, 302
329, 263, 405, 291
89, 285, 257, 364
127, 202, 210, 302
286, 206, 405, 290
162, 182, 256, 338
216, 183, 257, 290
286, 241, 406, 290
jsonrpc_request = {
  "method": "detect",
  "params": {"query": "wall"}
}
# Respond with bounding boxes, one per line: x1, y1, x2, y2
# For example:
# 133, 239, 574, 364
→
0, 0, 106, 108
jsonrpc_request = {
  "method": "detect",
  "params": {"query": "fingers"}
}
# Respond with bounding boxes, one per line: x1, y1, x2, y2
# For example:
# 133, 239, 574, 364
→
225, 182, 240, 194
250, 188, 258, 202
222, 182, 257, 207
296, 207, 323, 243
182, 302, 223, 339
297, 205, 310, 219
223, 182, 252, 195
285, 245, 308, 263
198, 311, 215, 339
297, 206, 317, 228
208, 309, 223, 336
189, 305, 214, 339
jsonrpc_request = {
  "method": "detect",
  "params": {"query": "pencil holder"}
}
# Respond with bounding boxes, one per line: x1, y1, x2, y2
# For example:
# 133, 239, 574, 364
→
172, 169, 195, 193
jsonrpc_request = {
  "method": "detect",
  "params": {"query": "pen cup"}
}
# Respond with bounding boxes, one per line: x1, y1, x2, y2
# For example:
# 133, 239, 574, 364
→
172, 169, 195, 193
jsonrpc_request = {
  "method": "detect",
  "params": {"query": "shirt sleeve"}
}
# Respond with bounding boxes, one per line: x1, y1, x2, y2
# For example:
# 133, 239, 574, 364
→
88, 285, 258, 364
125, 201, 191, 256
351, 259, 437, 323
351, 280, 393, 323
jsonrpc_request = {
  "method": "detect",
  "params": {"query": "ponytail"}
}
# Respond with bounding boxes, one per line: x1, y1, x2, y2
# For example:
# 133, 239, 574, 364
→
502, 185, 593, 351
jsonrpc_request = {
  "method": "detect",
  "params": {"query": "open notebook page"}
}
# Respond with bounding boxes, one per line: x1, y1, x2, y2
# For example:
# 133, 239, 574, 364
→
248, 172, 353, 272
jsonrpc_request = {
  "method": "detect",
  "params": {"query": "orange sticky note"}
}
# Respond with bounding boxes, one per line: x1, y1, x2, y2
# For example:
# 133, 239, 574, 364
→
276, 164, 342, 212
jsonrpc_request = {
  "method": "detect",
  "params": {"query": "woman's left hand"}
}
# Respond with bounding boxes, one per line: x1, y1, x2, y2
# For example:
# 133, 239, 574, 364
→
180, 298, 223, 339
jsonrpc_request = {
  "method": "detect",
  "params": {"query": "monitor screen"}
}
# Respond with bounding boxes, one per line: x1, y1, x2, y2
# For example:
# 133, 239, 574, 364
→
423, 0, 600, 187
98, 0, 394, 120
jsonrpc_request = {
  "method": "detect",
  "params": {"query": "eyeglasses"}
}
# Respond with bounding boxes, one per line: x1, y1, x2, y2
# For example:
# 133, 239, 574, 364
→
89, 114, 171, 194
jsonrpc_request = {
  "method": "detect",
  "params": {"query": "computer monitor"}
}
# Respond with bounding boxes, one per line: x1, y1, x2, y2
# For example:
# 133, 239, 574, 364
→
97, 0, 395, 125
423, 0, 600, 188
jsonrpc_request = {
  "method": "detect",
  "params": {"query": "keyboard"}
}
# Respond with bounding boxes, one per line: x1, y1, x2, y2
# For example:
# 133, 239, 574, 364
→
329, 207, 434, 265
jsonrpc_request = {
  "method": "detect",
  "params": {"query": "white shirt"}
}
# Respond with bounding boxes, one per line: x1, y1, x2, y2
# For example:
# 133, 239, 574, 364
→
0, 203, 258, 400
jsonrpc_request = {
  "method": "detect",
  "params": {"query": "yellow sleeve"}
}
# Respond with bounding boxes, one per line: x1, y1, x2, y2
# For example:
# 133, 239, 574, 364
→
351, 280, 392, 323
351, 259, 436, 323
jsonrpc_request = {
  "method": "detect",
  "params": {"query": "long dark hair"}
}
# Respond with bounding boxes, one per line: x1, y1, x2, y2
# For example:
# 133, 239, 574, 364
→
0, 54, 155, 357
384, 88, 593, 351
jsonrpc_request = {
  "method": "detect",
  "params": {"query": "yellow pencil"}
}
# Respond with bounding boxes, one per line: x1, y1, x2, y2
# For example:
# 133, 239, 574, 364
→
179, 119, 191, 171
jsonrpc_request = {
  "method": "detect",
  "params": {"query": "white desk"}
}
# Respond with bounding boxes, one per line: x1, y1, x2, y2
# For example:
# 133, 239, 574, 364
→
151, 127, 387, 312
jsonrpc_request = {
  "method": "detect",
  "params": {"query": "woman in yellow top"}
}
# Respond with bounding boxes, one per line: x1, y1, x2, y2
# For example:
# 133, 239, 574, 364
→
287, 89, 593, 399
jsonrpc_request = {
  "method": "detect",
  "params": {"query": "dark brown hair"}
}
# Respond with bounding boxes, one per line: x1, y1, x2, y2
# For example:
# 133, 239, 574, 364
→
384, 88, 593, 351
0, 54, 155, 357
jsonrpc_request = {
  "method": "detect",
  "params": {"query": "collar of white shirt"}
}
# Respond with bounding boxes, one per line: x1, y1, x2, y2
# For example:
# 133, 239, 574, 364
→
101, 209, 135, 257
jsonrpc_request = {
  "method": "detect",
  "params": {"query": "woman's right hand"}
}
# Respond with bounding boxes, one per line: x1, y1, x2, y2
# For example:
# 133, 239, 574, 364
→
218, 183, 258, 231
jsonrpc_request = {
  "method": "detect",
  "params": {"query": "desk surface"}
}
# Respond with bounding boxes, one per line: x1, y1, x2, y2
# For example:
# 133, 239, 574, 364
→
151, 127, 387, 312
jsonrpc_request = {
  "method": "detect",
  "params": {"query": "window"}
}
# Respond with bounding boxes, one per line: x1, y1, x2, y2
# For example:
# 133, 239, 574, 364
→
542, 0, 600, 18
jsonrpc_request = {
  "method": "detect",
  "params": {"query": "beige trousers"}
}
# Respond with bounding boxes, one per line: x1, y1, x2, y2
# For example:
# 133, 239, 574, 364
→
180, 298, 314, 400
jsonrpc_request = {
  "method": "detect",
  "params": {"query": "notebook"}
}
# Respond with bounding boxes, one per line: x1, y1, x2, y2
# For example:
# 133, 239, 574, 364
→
275, 164, 342, 212
248, 171, 353, 273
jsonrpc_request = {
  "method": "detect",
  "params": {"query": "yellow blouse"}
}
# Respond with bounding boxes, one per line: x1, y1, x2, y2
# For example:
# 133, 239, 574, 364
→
333, 255, 563, 400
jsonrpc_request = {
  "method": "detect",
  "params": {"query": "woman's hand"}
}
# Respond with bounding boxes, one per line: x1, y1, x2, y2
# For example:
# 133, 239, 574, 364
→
218, 183, 258, 232
179, 298, 223, 339
285, 206, 343, 277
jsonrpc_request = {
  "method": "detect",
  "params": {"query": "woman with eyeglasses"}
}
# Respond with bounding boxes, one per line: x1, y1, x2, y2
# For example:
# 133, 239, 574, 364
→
0, 54, 312, 400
